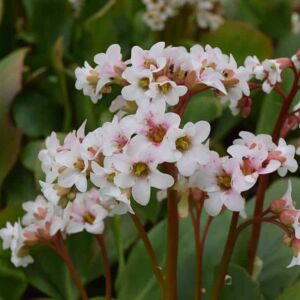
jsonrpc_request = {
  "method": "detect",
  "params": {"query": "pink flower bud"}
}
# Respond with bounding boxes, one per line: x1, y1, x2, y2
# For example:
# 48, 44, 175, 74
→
276, 58, 292, 70
279, 210, 298, 226
270, 198, 288, 214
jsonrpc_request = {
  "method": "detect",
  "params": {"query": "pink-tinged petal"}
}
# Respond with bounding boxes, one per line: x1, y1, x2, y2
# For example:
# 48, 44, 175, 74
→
121, 85, 137, 100
150, 170, 174, 189
150, 42, 165, 56
132, 180, 151, 205
260, 160, 281, 174
111, 154, 131, 173
222, 190, 245, 212
66, 222, 84, 234
131, 46, 144, 67
75, 175, 87, 193
227, 144, 250, 158
114, 173, 135, 188
204, 193, 223, 216
191, 145, 210, 165
58, 169, 78, 188
86, 222, 104, 234
194, 121, 211, 142
177, 156, 197, 176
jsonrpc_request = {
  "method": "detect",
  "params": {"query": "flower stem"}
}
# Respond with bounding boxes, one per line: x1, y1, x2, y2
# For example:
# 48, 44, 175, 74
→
248, 71, 300, 274
210, 212, 239, 300
165, 188, 179, 300
96, 234, 112, 300
131, 212, 165, 298
196, 216, 213, 300
52, 234, 88, 300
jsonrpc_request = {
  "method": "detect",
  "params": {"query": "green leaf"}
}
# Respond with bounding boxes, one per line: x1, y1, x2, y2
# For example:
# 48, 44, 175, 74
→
13, 91, 63, 137
0, 256, 27, 300
21, 140, 44, 172
182, 94, 223, 124
0, 203, 23, 228
0, 0, 3, 24
22, 0, 72, 62
276, 280, 300, 300
0, 115, 22, 198
2, 163, 37, 204
213, 108, 242, 140
25, 245, 78, 300
200, 20, 273, 64
220, 264, 264, 300
117, 221, 166, 300
276, 33, 300, 57
0, 48, 28, 114
247, 0, 293, 38
0, 48, 28, 194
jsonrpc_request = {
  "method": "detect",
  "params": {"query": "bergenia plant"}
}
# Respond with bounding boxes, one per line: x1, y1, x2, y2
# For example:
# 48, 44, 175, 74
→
1, 42, 300, 300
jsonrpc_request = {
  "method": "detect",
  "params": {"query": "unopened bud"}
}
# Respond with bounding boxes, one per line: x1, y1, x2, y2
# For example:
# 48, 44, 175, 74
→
270, 198, 288, 214
279, 210, 297, 226
276, 58, 292, 70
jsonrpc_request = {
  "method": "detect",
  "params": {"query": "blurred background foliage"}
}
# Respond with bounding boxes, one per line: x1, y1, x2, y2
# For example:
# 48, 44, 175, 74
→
0, 0, 300, 299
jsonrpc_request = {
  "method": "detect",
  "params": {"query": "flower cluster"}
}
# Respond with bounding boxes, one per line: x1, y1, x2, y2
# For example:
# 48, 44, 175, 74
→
75, 42, 298, 116
142, 0, 224, 31
1, 43, 299, 269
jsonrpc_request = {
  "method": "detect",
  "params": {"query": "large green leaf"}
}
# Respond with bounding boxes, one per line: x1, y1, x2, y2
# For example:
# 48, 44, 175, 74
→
0, 48, 27, 194
2, 163, 37, 204
117, 220, 166, 300
224, 0, 293, 38
182, 94, 223, 124
22, 0, 72, 63
200, 20, 273, 64
0, 255, 27, 300
276, 280, 300, 300
220, 264, 264, 300
13, 91, 63, 137
0, 48, 28, 114
0, 203, 23, 228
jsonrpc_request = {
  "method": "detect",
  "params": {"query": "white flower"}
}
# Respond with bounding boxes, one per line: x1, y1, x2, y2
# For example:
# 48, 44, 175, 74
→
38, 132, 61, 183
275, 138, 298, 176
192, 153, 250, 216
90, 158, 118, 189
64, 193, 108, 234
131, 42, 167, 72
94, 44, 125, 78
122, 101, 180, 162
244, 56, 264, 79
148, 75, 188, 106
75, 62, 110, 103
0, 222, 23, 250
261, 59, 282, 94
168, 121, 211, 176
0, 222, 34, 267
101, 115, 135, 156
121, 67, 153, 104
22, 196, 64, 236
112, 136, 174, 205
56, 142, 90, 193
